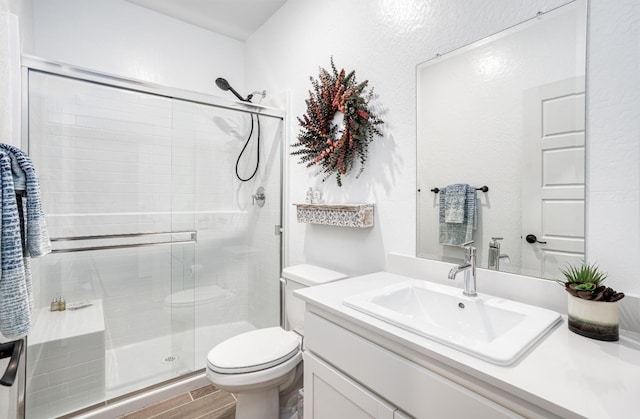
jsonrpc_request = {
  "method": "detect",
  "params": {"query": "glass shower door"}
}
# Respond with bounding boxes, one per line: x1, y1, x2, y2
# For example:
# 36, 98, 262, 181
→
23, 64, 284, 418
25, 71, 196, 418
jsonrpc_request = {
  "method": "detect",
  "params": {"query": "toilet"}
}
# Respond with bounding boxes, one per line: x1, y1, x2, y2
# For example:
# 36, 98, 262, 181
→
206, 264, 347, 419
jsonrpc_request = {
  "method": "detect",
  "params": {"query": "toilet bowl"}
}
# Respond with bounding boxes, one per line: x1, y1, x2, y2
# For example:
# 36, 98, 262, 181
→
205, 264, 347, 419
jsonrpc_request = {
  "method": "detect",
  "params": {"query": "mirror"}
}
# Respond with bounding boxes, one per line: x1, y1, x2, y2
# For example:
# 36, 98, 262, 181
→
416, 1, 587, 280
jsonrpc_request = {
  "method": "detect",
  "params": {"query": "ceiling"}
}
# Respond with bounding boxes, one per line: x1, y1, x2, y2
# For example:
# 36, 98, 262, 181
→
125, 0, 288, 41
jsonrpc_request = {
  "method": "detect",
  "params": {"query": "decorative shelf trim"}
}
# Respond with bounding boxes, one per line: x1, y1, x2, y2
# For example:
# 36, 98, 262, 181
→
294, 203, 374, 228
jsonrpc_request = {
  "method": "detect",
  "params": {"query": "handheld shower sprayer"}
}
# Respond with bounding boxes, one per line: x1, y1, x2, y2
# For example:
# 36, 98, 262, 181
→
215, 76, 265, 182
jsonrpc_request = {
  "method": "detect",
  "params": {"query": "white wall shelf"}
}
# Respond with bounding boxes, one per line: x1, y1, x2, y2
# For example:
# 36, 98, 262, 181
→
294, 203, 375, 228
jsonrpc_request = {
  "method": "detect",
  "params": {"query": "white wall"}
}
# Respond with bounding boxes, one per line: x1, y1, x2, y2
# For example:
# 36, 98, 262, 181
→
586, 0, 640, 296
29, 0, 245, 96
245, 0, 640, 294
7, 0, 33, 51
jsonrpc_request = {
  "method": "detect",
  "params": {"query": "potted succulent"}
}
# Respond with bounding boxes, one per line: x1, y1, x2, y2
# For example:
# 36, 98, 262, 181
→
557, 262, 625, 341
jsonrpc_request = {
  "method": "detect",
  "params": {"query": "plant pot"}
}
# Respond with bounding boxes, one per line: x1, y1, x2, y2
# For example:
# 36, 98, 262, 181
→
567, 295, 619, 341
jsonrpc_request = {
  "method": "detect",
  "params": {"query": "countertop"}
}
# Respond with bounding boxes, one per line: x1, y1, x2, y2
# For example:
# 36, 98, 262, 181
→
296, 271, 640, 419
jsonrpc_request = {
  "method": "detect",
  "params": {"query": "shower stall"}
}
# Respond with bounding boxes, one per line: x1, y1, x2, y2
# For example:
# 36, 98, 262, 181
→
20, 57, 284, 418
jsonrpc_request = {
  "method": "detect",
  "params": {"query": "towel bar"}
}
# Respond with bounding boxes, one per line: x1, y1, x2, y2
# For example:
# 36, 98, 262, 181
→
429, 186, 489, 194
50, 231, 197, 253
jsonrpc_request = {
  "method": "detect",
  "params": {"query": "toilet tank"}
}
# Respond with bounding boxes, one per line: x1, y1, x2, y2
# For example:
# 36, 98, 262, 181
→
282, 264, 347, 335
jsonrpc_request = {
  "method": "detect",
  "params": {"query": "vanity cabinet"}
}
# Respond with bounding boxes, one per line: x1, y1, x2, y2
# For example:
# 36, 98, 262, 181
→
304, 352, 400, 418
303, 310, 537, 419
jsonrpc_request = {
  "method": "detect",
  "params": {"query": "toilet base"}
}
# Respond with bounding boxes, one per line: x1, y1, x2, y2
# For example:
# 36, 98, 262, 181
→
207, 353, 302, 419
235, 388, 279, 419
231, 364, 302, 419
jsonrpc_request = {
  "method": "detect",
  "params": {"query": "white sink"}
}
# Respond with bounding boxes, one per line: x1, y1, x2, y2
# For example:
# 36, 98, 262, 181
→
343, 279, 561, 365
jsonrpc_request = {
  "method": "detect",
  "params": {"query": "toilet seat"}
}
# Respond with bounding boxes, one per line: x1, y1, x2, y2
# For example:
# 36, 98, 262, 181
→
207, 327, 301, 374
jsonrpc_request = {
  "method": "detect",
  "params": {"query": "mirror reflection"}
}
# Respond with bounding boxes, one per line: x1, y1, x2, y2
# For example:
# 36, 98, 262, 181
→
416, 1, 587, 280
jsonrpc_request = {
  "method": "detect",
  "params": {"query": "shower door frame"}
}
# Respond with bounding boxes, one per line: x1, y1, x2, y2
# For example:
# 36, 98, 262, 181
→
18, 55, 288, 417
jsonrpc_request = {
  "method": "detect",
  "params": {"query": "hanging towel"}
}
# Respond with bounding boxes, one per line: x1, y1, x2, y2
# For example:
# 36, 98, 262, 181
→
0, 143, 51, 257
443, 183, 467, 223
0, 152, 30, 338
0, 144, 50, 339
439, 184, 477, 246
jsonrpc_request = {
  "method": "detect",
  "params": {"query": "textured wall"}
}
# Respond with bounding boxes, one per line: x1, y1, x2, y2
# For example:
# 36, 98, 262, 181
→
245, 0, 577, 277
245, 0, 640, 296
586, 0, 640, 297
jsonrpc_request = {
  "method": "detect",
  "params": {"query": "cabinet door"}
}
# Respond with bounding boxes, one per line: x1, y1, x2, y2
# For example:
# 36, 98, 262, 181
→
304, 352, 395, 419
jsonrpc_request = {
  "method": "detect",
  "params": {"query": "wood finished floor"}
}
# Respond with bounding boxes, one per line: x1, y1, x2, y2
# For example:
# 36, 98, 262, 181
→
119, 384, 236, 419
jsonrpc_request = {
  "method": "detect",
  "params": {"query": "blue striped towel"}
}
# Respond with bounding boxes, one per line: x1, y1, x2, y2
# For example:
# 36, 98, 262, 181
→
0, 144, 51, 257
439, 184, 477, 246
0, 144, 50, 339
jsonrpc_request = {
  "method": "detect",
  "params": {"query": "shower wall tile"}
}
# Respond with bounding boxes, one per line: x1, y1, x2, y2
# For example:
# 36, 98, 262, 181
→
30, 75, 174, 219
26, 330, 106, 419
46, 111, 77, 126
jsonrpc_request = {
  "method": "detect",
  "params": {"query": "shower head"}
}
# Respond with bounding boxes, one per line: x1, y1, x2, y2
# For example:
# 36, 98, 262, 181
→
214, 77, 231, 91
215, 77, 247, 102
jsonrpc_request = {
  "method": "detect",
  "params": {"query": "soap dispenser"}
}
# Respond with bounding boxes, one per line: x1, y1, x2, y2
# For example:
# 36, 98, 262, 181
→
488, 237, 509, 271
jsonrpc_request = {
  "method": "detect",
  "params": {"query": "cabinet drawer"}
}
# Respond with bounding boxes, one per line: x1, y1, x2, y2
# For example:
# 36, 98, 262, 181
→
305, 311, 522, 419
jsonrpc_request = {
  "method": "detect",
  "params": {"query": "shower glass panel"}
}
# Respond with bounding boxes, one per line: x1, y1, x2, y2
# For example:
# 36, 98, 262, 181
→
24, 69, 282, 418
170, 98, 283, 368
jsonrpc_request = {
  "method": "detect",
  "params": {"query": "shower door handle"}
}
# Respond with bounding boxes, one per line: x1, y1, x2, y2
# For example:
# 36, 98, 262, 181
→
0, 339, 23, 387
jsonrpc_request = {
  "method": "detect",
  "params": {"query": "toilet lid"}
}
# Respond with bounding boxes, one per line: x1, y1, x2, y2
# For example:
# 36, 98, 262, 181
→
207, 327, 301, 374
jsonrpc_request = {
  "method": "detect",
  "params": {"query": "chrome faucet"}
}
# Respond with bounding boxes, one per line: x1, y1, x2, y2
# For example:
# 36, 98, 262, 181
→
487, 237, 510, 271
448, 241, 477, 297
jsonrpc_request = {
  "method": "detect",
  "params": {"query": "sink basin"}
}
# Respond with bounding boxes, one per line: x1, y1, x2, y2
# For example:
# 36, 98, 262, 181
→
343, 279, 561, 365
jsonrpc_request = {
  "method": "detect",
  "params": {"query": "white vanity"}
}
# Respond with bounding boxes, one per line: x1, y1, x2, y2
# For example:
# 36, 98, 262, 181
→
296, 255, 640, 419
